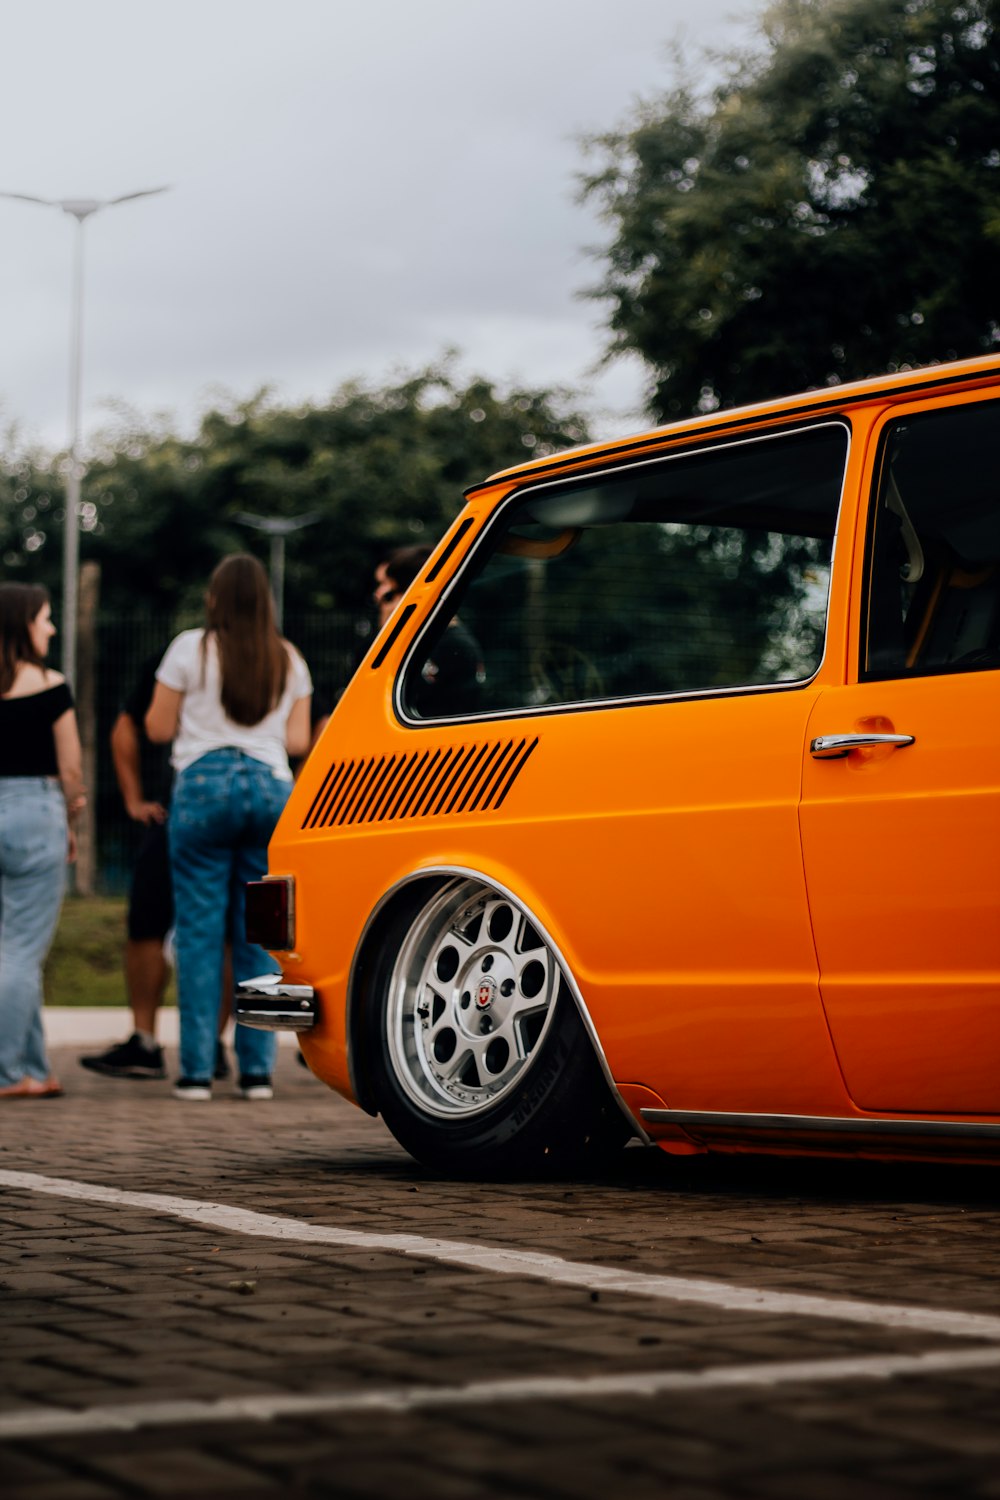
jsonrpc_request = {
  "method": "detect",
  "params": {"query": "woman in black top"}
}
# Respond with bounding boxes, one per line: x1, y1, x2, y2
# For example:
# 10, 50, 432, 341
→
0, 583, 85, 1099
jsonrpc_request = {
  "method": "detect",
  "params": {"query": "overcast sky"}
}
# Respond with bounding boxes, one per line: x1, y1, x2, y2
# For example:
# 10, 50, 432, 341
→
1, 0, 758, 455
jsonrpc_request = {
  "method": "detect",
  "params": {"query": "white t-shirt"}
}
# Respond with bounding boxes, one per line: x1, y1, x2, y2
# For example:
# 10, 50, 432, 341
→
156, 628, 312, 778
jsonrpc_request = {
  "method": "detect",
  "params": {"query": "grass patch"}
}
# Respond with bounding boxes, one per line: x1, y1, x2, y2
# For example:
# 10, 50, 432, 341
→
44, 895, 176, 1007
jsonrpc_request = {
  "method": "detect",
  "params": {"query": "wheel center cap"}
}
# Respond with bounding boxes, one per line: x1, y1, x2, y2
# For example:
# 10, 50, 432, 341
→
475, 977, 496, 1011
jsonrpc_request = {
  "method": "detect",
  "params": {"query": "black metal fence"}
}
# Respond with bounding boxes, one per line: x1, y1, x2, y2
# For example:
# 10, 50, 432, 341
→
91, 611, 371, 892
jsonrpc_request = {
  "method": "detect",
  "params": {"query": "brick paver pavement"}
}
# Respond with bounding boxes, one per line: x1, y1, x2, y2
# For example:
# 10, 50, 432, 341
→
1, 1040, 999, 1498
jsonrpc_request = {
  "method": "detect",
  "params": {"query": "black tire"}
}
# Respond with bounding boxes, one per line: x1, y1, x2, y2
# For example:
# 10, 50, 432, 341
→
362, 877, 633, 1177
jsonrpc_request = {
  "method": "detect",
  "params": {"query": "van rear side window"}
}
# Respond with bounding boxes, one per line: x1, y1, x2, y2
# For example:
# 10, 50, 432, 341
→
402, 423, 849, 720
864, 398, 1000, 679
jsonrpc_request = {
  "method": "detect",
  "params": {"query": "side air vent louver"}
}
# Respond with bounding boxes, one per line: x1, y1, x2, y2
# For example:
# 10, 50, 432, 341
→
301, 738, 539, 830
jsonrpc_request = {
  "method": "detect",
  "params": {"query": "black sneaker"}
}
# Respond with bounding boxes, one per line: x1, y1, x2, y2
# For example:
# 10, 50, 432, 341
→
238, 1074, 274, 1101
214, 1041, 229, 1081
79, 1033, 166, 1079
172, 1078, 212, 1101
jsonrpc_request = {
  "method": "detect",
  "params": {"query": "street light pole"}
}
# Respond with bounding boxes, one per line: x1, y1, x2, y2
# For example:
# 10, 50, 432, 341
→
63, 212, 86, 683
0, 187, 169, 683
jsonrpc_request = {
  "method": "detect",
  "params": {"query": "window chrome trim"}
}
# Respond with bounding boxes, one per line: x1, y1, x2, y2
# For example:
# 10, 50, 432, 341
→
394, 419, 852, 728
347, 864, 648, 1144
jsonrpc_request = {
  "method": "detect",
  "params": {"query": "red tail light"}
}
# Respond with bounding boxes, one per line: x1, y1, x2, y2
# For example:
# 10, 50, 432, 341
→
245, 876, 295, 950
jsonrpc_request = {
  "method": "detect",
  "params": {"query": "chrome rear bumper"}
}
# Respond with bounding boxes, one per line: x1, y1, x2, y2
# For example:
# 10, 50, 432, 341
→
235, 974, 317, 1032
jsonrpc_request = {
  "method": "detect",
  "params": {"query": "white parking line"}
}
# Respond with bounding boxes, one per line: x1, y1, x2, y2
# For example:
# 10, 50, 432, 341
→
4, 1346, 1000, 1441
4, 1168, 1000, 1341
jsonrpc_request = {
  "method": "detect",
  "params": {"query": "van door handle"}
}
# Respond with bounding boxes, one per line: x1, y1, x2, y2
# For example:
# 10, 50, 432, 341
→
810, 733, 915, 759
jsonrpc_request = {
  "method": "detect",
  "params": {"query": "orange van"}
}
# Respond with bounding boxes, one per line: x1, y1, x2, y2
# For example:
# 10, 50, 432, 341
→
237, 355, 1000, 1174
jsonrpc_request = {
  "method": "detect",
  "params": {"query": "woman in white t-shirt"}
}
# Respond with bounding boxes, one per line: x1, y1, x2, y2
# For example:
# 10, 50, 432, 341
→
146, 554, 312, 1101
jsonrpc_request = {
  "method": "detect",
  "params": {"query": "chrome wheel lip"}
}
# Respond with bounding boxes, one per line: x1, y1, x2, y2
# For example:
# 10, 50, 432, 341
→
348, 865, 648, 1144
385, 877, 561, 1120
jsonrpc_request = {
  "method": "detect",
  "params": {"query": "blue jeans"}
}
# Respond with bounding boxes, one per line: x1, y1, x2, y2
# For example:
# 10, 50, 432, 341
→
169, 750, 289, 1084
0, 778, 67, 1088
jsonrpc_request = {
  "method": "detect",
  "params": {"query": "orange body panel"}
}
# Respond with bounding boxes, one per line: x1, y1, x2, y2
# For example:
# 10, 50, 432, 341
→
798, 392, 1000, 1115
802, 670, 1000, 1112
266, 356, 1000, 1162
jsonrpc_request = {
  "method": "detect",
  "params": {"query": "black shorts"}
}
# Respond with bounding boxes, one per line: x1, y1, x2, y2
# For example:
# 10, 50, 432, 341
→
127, 821, 174, 942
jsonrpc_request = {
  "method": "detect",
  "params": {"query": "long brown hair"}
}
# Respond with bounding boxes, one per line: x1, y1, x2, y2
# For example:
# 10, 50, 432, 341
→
0, 582, 50, 695
203, 555, 288, 725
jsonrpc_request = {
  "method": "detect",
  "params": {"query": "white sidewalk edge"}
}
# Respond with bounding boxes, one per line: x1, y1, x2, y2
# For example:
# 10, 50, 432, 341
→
44, 1007, 296, 1046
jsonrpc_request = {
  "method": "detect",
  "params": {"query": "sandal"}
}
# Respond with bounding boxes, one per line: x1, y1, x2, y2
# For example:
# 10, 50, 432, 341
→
0, 1076, 63, 1099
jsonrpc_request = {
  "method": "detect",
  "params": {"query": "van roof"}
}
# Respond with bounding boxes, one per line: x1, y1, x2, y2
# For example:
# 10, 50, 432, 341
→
469, 353, 1000, 499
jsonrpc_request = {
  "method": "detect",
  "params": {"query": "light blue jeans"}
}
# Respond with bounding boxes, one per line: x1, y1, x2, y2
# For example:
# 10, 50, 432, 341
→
168, 750, 288, 1084
0, 777, 67, 1088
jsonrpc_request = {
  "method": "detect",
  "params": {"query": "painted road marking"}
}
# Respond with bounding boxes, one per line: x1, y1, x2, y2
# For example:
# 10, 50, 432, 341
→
3, 1346, 1000, 1441
3, 1168, 1000, 1341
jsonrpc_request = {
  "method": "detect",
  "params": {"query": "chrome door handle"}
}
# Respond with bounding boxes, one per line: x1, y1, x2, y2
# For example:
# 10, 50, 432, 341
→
810, 733, 915, 760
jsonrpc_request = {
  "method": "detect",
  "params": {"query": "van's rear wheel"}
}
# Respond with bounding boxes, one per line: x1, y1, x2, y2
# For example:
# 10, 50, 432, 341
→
365, 878, 631, 1176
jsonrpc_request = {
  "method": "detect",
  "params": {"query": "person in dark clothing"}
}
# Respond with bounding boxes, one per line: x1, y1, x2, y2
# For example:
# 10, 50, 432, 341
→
374, 544, 484, 718
80, 656, 231, 1080
372, 544, 433, 631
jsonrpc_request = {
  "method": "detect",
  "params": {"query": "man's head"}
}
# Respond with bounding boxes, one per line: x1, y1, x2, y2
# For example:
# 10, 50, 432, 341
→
374, 544, 433, 627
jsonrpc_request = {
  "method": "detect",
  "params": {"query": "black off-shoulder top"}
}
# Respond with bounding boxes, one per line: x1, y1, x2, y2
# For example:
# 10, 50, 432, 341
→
0, 682, 74, 776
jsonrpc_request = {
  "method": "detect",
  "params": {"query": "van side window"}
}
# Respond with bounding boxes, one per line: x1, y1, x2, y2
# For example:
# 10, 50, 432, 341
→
402, 423, 848, 720
863, 399, 1000, 680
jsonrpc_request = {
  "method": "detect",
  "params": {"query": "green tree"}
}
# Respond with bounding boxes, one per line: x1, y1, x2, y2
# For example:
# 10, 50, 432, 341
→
2, 366, 590, 882
1, 361, 590, 620
0, 433, 64, 599
582, 0, 1000, 418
